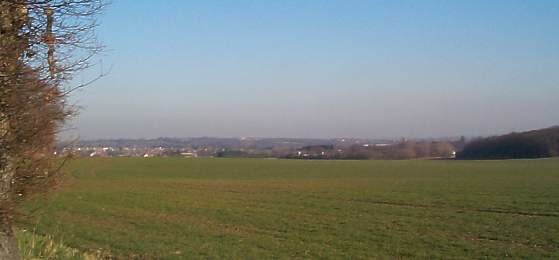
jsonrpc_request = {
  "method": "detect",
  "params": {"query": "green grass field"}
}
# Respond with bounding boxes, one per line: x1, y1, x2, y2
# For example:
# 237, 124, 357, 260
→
17, 157, 559, 258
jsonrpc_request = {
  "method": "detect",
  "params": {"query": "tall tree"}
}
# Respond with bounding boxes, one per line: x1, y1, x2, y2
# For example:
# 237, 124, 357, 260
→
1, 1, 105, 258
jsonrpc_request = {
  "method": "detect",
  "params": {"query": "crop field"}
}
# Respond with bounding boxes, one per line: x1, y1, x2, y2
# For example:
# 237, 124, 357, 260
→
17, 157, 559, 258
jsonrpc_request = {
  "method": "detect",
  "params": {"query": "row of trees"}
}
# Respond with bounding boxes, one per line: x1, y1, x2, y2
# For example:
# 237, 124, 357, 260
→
1, 1, 104, 258
353, 141, 455, 160
457, 126, 559, 159
279, 141, 456, 160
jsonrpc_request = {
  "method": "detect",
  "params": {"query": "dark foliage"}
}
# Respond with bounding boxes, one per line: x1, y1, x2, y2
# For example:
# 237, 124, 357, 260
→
457, 126, 559, 159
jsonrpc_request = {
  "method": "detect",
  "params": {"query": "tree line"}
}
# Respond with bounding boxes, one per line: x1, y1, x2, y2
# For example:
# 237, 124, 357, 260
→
457, 126, 559, 160
215, 140, 458, 160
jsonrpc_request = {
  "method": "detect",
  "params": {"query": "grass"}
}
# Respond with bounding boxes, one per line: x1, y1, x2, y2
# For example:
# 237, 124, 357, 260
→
16, 157, 559, 258
15, 228, 109, 260
16, 228, 83, 260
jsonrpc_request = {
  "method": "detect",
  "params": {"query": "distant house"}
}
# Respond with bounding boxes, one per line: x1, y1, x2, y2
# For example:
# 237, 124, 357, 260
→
180, 152, 198, 158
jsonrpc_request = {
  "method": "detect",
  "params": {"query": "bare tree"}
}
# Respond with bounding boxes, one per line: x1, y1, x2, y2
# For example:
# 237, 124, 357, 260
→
1, 1, 105, 258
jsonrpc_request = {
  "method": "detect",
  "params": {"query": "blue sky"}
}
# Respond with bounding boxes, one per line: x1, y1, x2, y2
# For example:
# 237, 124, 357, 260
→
69, 0, 559, 139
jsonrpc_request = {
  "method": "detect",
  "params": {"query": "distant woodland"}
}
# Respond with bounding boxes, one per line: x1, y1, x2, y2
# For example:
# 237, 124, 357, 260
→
216, 140, 460, 160
457, 126, 559, 159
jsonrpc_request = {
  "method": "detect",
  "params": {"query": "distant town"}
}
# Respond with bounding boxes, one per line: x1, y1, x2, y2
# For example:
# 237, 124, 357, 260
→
57, 137, 466, 160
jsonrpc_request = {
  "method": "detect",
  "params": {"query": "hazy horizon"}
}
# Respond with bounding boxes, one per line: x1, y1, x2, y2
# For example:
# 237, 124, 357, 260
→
67, 0, 559, 140
65, 123, 559, 142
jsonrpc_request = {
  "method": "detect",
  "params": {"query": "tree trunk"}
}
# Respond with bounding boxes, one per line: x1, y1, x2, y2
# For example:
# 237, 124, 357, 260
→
0, 216, 20, 260
0, 160, 20, 259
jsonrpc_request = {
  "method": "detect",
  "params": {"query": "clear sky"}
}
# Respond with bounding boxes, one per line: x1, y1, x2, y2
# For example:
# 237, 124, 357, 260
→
68, 0, 559, 139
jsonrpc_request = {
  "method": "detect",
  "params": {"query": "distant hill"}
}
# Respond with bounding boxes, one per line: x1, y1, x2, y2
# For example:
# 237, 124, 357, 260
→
63, 137, 340, 150
457, 126, 559, 159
